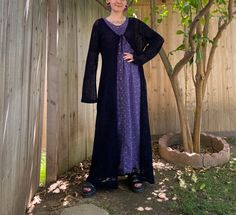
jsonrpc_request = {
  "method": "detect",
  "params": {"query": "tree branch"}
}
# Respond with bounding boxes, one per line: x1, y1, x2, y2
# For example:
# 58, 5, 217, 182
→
196, 21, 204, 80
173, 0, 214, 78
149, 0, 173, 76
202, 10, 210, 73
205, 0, 234, 80
203, 0, 234, 98
192, 63, 196, 86
228, 0, 233, 22
159, 48, 173, 77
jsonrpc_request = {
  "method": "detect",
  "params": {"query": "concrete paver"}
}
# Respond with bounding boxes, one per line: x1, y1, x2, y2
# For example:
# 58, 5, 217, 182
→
60, 204, 109, 215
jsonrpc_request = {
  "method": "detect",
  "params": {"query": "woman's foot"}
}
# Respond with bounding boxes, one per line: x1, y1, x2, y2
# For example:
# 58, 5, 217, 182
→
127, 173, 144, 193
81, 181, 96, 198
98, 177, 118, 189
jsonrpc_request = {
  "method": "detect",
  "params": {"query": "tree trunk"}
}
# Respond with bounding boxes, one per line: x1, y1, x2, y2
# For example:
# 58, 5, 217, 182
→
170, 76, 193, 153
193, 82, 203, 153
150, 0, 192, 151
192, 21, 204, 153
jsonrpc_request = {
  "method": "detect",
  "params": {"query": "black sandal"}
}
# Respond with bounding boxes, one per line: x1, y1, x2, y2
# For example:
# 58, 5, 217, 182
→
81, 181, 96, 198
127, 173, 144, 193
98, 177, 118, 189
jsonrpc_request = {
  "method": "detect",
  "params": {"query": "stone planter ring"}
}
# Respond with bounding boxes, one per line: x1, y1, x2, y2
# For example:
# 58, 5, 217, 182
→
158, 133, 231, 168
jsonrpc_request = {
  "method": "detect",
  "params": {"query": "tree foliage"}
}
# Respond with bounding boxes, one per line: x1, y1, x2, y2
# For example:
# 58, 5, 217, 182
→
129, 0, 236, 153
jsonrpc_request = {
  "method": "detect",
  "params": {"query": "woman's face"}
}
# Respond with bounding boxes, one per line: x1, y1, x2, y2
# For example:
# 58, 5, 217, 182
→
106, 0, 128, 12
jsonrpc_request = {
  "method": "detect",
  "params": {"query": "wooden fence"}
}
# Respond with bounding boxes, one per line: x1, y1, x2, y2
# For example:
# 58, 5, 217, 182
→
134, 0, 236, 136
46, 0, 236, 185
46, 0, 107, 182
0, 0, 235, 214
0, 0, 47, 214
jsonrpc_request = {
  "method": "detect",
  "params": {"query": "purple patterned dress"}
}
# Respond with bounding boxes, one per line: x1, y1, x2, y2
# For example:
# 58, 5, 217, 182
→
103, 17, 141, 175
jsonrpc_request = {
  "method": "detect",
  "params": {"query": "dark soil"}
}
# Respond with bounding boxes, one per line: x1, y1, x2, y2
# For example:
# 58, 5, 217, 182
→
171, 143, 217, 154
28, 137, 236, 215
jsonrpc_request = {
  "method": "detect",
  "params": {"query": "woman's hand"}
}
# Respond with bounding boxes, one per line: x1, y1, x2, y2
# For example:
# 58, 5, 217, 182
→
123, 52, 134, 63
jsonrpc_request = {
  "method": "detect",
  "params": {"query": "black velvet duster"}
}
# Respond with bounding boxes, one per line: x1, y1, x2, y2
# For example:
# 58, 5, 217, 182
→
81, 17, 164, 186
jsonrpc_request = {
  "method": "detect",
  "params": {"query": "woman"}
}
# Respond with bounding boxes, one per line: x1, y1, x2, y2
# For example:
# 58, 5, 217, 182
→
81, 0, 164, 197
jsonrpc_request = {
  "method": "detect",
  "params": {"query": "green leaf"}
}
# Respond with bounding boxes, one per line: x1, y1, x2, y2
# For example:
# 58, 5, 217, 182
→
183, 3, 191, 14
157, 18, 163, 23
143, 17, 149, 24
181, 15, 190, 26
209, 39, 214, 44
195, 50, 202, 63
189, 56, 194, 65
179, 178, 187, 188
200, 183, 206, 190
216, 0, 226, 4
176, 44, 185, 51
176, 30, 185, 35
191, 172, 198, 183
188, 0, 199, 9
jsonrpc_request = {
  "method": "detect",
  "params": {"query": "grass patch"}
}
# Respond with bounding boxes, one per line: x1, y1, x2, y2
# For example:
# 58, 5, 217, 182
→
227, 137, 236, 145
170, 166, 236, 215
40, 150, 46, 186
169, 138, 236, 215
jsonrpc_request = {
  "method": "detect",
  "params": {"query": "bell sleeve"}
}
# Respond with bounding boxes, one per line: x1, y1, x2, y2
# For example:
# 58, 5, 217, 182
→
133, 19, 164, 66
81, 20, 100, 103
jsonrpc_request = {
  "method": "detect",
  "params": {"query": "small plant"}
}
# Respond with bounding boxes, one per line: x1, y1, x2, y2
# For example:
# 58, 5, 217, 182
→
40, 151, 46, 186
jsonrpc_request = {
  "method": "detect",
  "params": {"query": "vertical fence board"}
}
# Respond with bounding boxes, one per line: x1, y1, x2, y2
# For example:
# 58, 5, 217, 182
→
47, 0, 107, 180
47, 0, 59, 183
0, 0, 46, 214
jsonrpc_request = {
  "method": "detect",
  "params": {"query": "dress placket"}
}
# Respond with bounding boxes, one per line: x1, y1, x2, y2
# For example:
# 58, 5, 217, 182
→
103, 18, 141, 175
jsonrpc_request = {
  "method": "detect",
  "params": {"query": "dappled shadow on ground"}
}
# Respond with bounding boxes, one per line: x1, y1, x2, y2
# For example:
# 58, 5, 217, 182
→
29, 137, 236, 215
